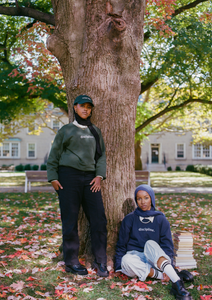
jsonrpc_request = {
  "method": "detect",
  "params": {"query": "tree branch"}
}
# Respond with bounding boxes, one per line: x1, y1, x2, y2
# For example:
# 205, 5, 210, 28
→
140, 76, 159, 94
172, 0, 209, 17
0, 6, 55, 25
135, 98, 212, 133
144, 0, 209, 42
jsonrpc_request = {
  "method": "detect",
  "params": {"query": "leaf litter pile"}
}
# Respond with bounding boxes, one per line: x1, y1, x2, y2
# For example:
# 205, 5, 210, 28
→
0, 192, 211, 300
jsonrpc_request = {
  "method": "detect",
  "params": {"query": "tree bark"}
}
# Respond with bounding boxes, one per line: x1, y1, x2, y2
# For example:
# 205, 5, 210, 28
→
47, 0, 145, 261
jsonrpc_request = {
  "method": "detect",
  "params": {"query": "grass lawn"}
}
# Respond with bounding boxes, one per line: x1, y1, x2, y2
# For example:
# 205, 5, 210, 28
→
150, 171, 212, 187
1, 171, 212, 188
0, 172, 51, 188
0, 192, 211, 299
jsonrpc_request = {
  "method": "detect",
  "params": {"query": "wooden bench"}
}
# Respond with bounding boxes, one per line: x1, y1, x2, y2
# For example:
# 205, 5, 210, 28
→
135, 170, 150, 186
25, 171, 48, 193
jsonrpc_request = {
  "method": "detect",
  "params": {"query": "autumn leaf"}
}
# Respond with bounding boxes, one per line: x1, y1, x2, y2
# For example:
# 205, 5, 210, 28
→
10, 280, 25, 291
26, 276, 37, 281
206, 247, 212, 255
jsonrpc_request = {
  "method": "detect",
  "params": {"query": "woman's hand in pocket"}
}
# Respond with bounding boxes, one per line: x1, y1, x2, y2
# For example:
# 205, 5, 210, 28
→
51, 180, 63, 191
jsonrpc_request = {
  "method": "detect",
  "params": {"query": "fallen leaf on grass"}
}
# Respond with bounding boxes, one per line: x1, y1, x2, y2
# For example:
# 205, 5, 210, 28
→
197, 284, 203, 290
190, 271, 199, 276
35, 291, 51, 297
110, 283, 116, 289
83, 286, 93, 293
187, 284, 194, 289
135, 295, 146, 300
26, 276, 37, 281
0, 261, 7, 267
0, 292, 7, 298
200, 296, 212, 300
205, 247, 212, 255
10, 280, 25, 291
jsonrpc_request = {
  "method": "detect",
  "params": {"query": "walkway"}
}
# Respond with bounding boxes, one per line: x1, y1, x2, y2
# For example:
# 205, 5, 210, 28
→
0, 186, 212, 193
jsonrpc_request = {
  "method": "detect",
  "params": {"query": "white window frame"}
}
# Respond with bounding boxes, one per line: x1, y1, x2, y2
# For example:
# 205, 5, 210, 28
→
0, 142, 20, 159
27, 143, 37, 159
192, 143, 212, 159
51, 119, 61, 133
175, 143, 186, 159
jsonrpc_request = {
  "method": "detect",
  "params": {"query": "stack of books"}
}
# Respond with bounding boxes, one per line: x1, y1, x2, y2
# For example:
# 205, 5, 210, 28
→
173, 231, 197, 269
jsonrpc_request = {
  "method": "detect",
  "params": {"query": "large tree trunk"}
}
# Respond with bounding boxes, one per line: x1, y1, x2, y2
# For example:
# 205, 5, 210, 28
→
47, 0, 145, 262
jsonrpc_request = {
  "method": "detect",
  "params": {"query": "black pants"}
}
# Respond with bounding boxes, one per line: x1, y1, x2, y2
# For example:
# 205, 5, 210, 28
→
57, 166, 107, 265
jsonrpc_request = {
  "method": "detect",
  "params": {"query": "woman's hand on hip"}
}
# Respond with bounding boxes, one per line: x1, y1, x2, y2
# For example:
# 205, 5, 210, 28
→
90, 176, 101, 192
51, 180, 63, 191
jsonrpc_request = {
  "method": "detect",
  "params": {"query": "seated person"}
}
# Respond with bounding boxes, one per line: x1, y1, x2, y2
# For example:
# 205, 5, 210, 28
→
115, 184, 192, 300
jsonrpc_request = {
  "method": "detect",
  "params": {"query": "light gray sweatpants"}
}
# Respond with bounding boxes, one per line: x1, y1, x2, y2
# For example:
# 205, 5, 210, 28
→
121, 240, 171, 281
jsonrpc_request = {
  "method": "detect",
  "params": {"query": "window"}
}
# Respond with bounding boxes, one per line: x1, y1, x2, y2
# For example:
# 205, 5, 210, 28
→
176, 143, 185, 159
0, 142, 20, 158
3, 143, 9, 157
27, 143, 36, 158
203, 145, 210, 158
52, 120, 60, 132
193, 143, 212, 159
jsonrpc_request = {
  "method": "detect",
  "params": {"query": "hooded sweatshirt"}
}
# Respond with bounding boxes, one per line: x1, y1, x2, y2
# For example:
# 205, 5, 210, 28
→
115, 184, 174, 271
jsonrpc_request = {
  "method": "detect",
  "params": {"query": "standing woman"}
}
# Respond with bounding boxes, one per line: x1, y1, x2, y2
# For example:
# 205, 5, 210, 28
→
47, 95, 108, 277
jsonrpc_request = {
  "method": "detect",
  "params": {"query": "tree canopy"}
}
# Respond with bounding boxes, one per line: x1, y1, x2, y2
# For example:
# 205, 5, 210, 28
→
136, 0, 212, 142
0, 0, 212, 139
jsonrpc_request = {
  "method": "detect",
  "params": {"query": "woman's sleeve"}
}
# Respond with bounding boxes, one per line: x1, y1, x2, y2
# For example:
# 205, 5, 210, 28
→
159, 217, 174, 264
47, 130, 64, 182
114, 214, 133, 271
95, 129, 106, 179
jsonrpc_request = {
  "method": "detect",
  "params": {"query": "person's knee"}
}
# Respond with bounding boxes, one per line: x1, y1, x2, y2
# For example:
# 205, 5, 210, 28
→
144, 240, 159, 253
157, 256, 167, 269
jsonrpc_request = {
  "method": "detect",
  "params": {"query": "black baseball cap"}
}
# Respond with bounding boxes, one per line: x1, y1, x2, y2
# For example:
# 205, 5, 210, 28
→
73, 95, 94, 107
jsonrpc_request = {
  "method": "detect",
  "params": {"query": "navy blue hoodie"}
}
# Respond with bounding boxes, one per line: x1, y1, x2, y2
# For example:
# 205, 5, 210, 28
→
115, 184, 174, 271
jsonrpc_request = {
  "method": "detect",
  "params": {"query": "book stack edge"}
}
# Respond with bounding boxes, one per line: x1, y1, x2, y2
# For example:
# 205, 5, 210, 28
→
173, 231, 197, 269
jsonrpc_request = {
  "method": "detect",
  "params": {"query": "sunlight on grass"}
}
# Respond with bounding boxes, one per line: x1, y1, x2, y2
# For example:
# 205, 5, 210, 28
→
150, 171, 212, 187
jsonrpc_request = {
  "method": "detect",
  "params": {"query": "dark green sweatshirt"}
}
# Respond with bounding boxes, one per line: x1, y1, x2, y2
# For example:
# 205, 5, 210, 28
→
47, 123, 106, 182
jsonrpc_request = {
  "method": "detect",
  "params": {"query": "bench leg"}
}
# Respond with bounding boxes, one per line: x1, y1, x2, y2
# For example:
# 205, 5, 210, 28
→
25, 178, 28, 193
29, 181, 31, 191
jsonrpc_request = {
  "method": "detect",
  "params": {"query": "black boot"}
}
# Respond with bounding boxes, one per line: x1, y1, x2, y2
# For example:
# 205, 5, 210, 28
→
65, 264, 88, 275
175, 269, 194, 283
170, 279, 193, 300
92, 260, 109, 277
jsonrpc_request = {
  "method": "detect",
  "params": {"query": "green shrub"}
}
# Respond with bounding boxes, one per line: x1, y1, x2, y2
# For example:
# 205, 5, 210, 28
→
32, 165, 39, 170
24, 164, 31, 170
194, 164, 203, 173
167, 166, 172, 171
15, 164, 24, 171
186, 165, 195, 172
40, 164, 47, 170
175, 166, 181, 171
